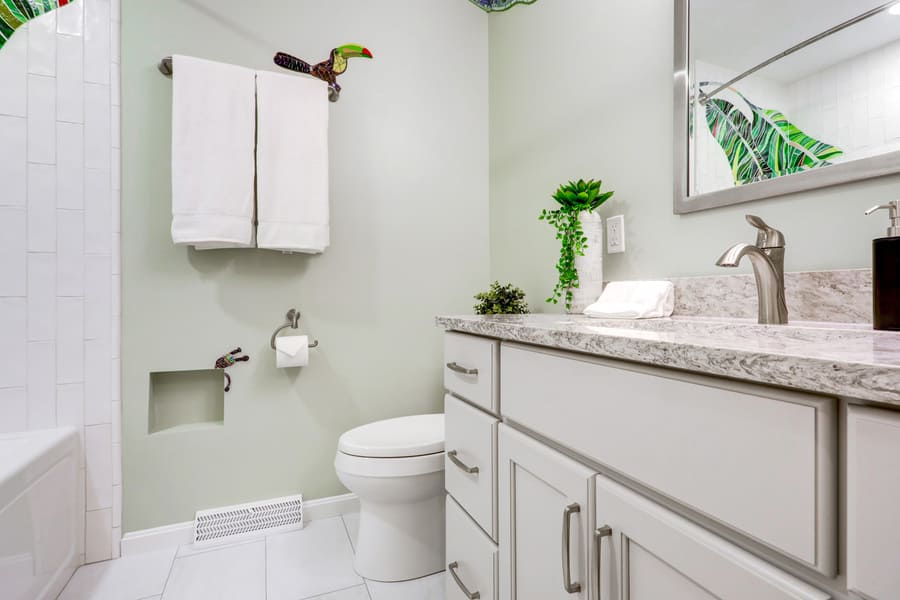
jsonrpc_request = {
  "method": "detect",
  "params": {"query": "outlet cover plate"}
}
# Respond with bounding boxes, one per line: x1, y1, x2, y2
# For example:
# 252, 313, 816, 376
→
607, 215, 625, 254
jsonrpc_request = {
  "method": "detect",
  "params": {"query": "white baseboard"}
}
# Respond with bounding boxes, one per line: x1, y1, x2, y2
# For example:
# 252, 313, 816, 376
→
121, 493, 359, 556
120, 521, 194, 556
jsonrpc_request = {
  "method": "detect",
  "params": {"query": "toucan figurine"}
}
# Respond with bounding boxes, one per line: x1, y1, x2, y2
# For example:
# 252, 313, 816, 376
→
273, 44, 373, 101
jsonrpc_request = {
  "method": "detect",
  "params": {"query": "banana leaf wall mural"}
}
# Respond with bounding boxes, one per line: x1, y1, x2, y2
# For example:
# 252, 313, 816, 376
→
699, 81, 843, 186
468, 0, 537, 12
0, 0, 74, 51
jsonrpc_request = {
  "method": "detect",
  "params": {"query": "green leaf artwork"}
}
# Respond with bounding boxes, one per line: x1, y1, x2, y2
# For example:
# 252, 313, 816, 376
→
700, 82, 842, 186
0, 0, 74, 51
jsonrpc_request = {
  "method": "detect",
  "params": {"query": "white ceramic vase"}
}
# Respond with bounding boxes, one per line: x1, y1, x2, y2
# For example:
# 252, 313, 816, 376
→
568, 211, 604, 314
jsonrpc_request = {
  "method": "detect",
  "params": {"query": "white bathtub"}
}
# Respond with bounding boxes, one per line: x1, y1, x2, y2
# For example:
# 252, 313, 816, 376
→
0, 427, 81, 600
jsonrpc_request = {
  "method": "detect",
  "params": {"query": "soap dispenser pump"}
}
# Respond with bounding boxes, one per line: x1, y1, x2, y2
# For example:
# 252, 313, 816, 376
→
865, 200, 900, 331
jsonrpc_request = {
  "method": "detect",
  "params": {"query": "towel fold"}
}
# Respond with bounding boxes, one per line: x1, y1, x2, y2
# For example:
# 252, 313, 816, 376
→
583, 281, 675, 319
256, 71, 330, 254
170, 55, 257, 249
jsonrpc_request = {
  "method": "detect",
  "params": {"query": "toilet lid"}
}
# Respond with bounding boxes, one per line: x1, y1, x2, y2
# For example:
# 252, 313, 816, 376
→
338, 414, 444, 458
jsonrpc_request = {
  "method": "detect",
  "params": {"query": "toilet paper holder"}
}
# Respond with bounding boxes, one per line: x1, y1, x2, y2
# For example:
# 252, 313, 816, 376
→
270, 309, 320, 350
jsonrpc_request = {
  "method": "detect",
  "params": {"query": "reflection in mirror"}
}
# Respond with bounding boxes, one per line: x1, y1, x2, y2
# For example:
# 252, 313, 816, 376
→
677, 0, 900, 212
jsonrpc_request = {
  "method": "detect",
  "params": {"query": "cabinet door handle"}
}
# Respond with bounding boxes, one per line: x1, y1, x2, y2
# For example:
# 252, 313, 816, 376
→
446, 362, 479, 375
447, 450, 480, 474
562, 503, 582, 594
594, 525, 612, 600
448, 561, 481, 599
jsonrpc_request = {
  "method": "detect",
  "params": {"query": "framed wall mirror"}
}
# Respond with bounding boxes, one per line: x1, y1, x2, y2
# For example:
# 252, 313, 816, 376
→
674, 0, 900, 214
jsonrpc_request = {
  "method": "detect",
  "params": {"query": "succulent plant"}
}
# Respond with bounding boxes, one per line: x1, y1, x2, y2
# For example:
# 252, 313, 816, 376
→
539, 179, 614, 310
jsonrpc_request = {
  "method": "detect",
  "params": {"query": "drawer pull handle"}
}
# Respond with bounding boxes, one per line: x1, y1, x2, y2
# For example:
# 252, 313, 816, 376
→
448, 561, 481, 599
562, 503, 581, 594
447, 362, 479, 376
447, 450, 479, 474
594, 525, 612, 600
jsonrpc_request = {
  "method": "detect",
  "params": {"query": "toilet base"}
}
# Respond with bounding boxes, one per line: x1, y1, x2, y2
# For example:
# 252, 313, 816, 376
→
354, 494, 446, 582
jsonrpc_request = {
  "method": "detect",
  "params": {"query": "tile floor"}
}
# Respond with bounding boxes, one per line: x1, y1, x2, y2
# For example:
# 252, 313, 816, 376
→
57, 513, 446, 600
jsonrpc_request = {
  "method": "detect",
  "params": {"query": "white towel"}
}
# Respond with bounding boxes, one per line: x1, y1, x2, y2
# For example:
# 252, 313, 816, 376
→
170, 55, 257, 249
583, 281, 675, 319
256, 71, 330, 253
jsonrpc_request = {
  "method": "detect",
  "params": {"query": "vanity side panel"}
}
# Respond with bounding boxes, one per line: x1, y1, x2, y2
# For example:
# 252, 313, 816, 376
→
846, 405, 900, 600
501, 343, 836, 576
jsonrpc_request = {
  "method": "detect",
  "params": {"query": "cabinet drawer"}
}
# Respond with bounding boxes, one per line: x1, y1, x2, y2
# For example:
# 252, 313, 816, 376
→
445, 394, 498, 539
447, 495, 498, 600
502, 343, 837, 576
594, 474, 829, 600
444, 332, 499, 414
847, 406, 900, 600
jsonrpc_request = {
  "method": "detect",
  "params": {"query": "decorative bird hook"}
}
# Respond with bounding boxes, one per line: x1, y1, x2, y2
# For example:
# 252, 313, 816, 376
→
273, 44, 373, 102
215, 347, 250, 392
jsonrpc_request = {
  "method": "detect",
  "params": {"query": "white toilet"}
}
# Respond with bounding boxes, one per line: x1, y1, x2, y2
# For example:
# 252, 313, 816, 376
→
334, 413, 446, 582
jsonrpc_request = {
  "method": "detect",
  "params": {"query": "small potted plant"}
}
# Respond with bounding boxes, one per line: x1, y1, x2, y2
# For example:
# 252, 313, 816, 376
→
539, 179, 614, 312
473, 282, 529, 315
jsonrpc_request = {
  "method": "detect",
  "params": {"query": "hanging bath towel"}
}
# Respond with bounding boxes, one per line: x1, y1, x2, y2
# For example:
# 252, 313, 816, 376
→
170, 55, 257, 249
256, 70, 330, 254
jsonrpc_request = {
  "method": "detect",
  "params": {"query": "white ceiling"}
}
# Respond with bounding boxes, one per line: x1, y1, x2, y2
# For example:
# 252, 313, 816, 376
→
691, 0, 900, 82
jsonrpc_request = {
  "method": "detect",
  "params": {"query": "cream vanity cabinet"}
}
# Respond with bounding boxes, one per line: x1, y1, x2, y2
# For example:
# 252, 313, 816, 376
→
445, 331, 900, 599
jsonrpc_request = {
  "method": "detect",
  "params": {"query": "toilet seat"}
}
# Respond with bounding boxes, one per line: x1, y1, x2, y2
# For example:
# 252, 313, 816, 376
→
334, 450, 444, 478
338, 414, 444, 458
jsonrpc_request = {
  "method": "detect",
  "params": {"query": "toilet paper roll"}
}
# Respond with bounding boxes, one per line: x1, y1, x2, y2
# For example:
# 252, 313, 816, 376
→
275, 335, 309, 368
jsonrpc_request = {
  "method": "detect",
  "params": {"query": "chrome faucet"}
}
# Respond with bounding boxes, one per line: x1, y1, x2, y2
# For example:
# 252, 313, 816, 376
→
716, 215, 788, 325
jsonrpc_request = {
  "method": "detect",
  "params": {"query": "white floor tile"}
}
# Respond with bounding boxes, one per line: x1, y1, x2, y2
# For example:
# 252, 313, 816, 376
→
58, 547, 176, 600
311, 585, 370, 600
162, 540, 265, 600
266, 517, 362, 600
342, 512, 359, 552
175, 536, 262, 559
366, 572, 445, 600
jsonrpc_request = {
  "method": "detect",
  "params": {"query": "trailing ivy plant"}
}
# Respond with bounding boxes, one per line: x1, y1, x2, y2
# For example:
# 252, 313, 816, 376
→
473, 281, 529, 315
539, 179, 614, 310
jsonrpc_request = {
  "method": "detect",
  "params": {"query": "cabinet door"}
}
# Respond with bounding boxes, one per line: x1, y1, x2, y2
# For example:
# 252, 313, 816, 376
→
847, 406, 900, 600
593, 474, 829, 600
499, 424, 596, 600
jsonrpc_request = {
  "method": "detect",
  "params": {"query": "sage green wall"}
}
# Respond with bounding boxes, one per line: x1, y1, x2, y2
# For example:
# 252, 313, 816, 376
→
122, 0, 488, 532
489, 0, 899, 307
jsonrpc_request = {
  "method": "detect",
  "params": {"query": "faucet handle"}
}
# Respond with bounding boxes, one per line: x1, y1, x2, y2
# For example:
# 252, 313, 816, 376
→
745, 215, 785, 249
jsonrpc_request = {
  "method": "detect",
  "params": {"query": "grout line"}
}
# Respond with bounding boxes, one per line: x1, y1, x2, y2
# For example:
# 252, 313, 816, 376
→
297, 584, 368, 600
339, 515, 355, 553
159, 546, 177, 599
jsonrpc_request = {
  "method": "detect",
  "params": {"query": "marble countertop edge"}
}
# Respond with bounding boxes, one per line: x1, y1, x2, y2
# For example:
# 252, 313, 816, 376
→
435, 315, 900, 406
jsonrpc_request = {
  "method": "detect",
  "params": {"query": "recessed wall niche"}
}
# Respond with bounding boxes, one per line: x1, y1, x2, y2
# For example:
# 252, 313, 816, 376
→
148, 369, 225, 434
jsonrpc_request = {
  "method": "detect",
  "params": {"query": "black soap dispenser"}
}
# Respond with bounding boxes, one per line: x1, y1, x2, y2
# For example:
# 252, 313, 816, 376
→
866, 200, 900, 331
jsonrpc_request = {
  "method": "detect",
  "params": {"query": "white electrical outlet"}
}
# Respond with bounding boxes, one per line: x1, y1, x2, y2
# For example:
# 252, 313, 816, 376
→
607, 215, 625, 253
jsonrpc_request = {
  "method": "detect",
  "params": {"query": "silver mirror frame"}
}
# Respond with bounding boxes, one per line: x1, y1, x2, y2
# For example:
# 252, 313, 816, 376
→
673, 0, 900, 215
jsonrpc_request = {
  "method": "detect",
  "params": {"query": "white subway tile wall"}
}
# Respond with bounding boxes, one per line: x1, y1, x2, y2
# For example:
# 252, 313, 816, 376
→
0, 0, 121, 564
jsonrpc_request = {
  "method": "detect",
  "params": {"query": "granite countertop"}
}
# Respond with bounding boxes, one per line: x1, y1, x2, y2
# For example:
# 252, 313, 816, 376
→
435, 314, 900, 406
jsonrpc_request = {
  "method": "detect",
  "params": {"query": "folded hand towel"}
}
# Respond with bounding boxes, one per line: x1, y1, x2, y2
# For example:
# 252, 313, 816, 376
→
170, 55, 257, 249
583, 281, 675, 319
256, 71, 330, 254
